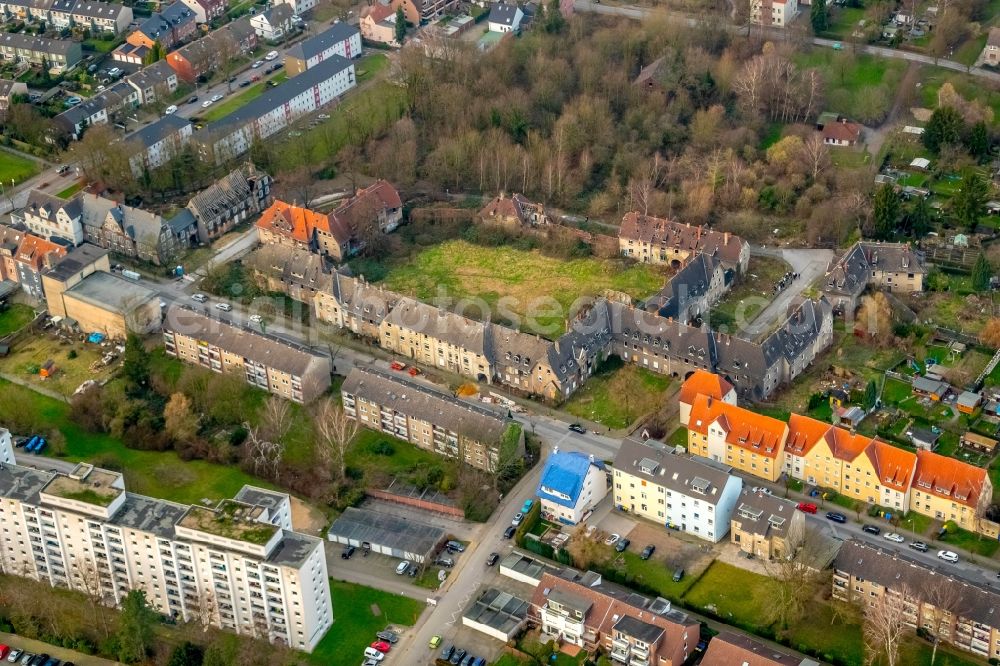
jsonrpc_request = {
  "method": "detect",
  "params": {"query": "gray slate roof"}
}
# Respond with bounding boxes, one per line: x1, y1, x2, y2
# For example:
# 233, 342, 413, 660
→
46, 242, 109, 281
0, 32, 79, 55
383, 296, 491, 356
733, 488, 797, 539
613, 615, 665, 644
24, 188, 82, 220
187, 164, 263, 220
331, 271, 401, 323
136, 2, 195, 41
327, 506, 445, 556
824, 242, 925, 298
488, 1, 520, 25
126, 114, 191, 150
80, 193, 168, 245
613, 436, 734, 507
286, 21, 359, 61
126, 60, 176, 93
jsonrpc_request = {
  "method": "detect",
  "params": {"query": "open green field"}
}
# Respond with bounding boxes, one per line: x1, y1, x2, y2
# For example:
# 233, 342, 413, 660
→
0, 303, 34, 337
564, 358, 672, 429
356, 53, 389, 84
310, 580, 424, 665
0, 150, 39, 185
346, 427, 453, 480
378, 240, 667, 336
793, 51, 905, 121
919, 67, 1000, 120
201, 72, 289, 122
0, 378, 271, 504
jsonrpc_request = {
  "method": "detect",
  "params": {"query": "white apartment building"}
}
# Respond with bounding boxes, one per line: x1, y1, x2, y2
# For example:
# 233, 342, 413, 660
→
17, 190, 84, 246
536, 449, 608, 525
612, 437, 742, 543
0, 428, 12, 465
0, 463, 332, 652
284, 22, 360, 74
750, 0, 797, 27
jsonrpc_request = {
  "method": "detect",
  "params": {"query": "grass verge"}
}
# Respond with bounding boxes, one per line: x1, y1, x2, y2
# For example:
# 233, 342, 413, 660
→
0, 150, 39, 185
0, 303, 34, 337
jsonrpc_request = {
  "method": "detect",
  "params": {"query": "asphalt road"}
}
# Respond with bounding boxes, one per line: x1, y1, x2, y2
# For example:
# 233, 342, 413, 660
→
738, 247, 834, 340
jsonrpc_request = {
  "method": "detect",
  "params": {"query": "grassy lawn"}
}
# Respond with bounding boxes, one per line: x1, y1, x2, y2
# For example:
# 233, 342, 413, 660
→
563, 358, 672, 429
201, 79, 271, 123
829, 148, 871, 168
0, 303, 34, 337
822, 6, 865, 39
346, 428, 452, 478
309, 580, 424, 665
0, 378, 270, 505
667, 426, 688, 448
710, 256, 789, 331
938, 525, 1000, 557
792, 51, 905, 119
0, 334, 119, 397
682, 561, 772, 633
882, 377, 913, 405
377, 240, 667, 336
954, 33, 989, 67
0, 150, 39, 185
901, 511, 934, 536
83, 37, 121, 53
55, 182, 83, 199
355, 53, 389, 84
782, 601, 864, 666
919, 67, 1000, 121
618, 551, 699, 602
900, 637, 992, 666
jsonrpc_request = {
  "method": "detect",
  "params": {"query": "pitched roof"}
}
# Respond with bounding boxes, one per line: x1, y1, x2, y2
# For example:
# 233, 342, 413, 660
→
80, 193, 168, 245
687, 395, 787, 459
912, 449, 988, 509
187, 163, 265, 219
702, 632, 809, 666
256, 199, 349, 245
244, 243, 333, 294
364, 2, 394, 22
863, 439, 916, 492
331, 180, 402, 229
382, 296, 491, 357
678, 370, 734, 406
619, 212, 746, 267
126, 60, 176, 92
69, 0, 128, 20
732, 489, 798, 540
479, 193, 534, 224
824, 242, 926, 297
330, 271, 401, 323
488, 1, 521, 25
785, 412, 834, 457
258, 2, 292, 23
536, 450, 603, 509
286, 21, 359, 61
126, 113, 191, 150
136, 2, 195, 41
24, 189, 82, 220
821, 120, 862, 143
614, 437, 736, 506
0, 32, 79, 56
15, 233, 66, 269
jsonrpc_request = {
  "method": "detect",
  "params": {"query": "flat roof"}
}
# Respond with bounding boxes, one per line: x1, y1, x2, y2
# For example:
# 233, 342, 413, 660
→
235, 485, 290, 513
42, 468, 123, 507
64, 270, 157, 314
179, 500, 279, 546
463, 587, 529, 635
46, 243, 109, 282
0, 463, 55, 505
327, 506, 445, 556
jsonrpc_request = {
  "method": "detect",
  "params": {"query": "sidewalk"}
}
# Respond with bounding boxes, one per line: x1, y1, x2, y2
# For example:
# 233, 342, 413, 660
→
0, 631, 121, 666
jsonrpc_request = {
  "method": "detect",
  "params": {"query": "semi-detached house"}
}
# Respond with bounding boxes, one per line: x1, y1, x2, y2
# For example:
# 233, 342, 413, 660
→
0, 32, 82, 71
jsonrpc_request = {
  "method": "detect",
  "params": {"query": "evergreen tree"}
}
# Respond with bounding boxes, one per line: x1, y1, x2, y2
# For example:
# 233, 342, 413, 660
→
144, 39, 164, 65
953, 172, 988, 230
871, 183, 900, 240
972, 253, 993, 292
864, 379, 877, 411
967, 121, 990, 159
923, 106, 965, 153
908, 195, 932, 238
394, 7, 405, 45
122, 333, 149, 397
543, 0, 565, 33
116, 590, 158, 664
167, 642, 204, 666
811, 0, 829, 33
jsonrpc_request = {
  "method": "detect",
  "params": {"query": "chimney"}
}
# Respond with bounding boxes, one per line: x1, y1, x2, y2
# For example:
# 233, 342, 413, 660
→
553, 445, 559, 455
724, 232, 730, 244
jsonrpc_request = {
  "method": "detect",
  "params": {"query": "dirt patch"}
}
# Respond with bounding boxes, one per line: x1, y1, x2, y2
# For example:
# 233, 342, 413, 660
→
290, 496, 329, 536
623, 521, 715, 574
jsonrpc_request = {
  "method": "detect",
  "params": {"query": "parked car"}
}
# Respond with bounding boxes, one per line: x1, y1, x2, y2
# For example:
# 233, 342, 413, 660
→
486, 552, 499, 566
395, 561, 410, 575
522, 499, 534, 513
16, 654, 32, 666
615, 538, 630, 552
883, 533, 905, 543
440, 645, 454, 660
28, 655, 48, 666
640, 544, 655, 560
862, 524, 881, 535
215, 302, 232, 312
377, 631, 399, 644
362, 647, 384, 662
341, 545, 356, 559
672, 568, 685, 582
429, 635, 442, 649
604, 533, 620, 546
318, 113, 330, 119
239, 80, 251, 87
471, 658, 486, 666
211, 93, 223, 102
568, 423, 586, 434
826, 512, 847, 523
187, 95, 198, 104
0, 649, 8, 662
370, 641, 390, 653
55, 164, 70, 175
6, 650, 21, 663
201, 99, 213, 108
937, 550, 959, 563
164, 104, 179, 115
265, 50, 279, 60
251, 60, 264, 68
446, 540, 465, 552
503, 525, 516, 539
796, 502, 818, 514
41, 659, 59, 666
192, 293, 208, 302
461, 655, 476, 666
511, 512, 524, 526
435, 556, 454, 567
249, 314, 263, 323
909, 541, 929, 552
449, 648, 466, 665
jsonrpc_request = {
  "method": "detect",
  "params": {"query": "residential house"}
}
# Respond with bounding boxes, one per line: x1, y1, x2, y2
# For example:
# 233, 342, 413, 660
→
686, 395, 789, 482
333, 179, 404, 236
316, 271, 401, 339
16, 190, 83, 245
613, 436, 743, 543
341, 366, 523, 472
646, 253, 726, 324
250, 3, 293, 41
910, 449, 993, 533
193, 55, 354, 162
634, 57, 669, 92
283, 22, 360, 76
0, 226, 25, 284
750, 0, 797, 26
58, 270, 160, 336
125, 114, 193, 177
729, 489, 804, 560
957, 391, 982, 415
40, 243, 111, 320
821, 118, 863, 146
536, 449, 607, 525
52, 85, 138, 140
913, 376, 949, 401
256, 200, 354, 260
124, 3, 197, 53
0, 33, 83, 71
833, 539, 1000, 662
125, 60, 179, 105
163, 304, 332, 403
185, 163, 271, 243
0, 78, 28, 111
273, 0, 315, 16
960, 432, 996, 455
478, 192, 549, 228
909, 426, 941, 451
487, 1, 522, 32
360, 3, 399, 46
701, 632, 814, 666
618, 212, 750, 274
62, 0, 132, 35
678, 370, 735, 427
529, 570, 699, 663
167, 16, 257, 83
389, 0, 458, 24
178, 0, 224, 23
0, 0, 53, 21
243, 244, 333, 311
822, 241, 925, 313
981, 27, 1000, 67
79, 193, 192, 265
14, 233, 65, 299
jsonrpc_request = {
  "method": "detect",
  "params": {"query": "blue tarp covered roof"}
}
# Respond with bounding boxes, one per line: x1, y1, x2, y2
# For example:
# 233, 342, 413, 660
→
536, 451, 603, 509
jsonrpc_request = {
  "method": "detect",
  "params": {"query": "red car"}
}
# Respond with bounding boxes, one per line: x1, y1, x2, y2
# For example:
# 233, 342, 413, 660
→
370, 641, 391, 653
408, 366, 420, 376
797, 502, 818, 514
390, 361, 406, 371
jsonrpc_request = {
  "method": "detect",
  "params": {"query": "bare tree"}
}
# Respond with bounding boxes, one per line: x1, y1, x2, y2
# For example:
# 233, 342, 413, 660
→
73, 559, 114, 639
760, 526, 832, 629
863, 584, 912, 666
924, 580, 967, 666
261, 396, 292, 443
189, 586, 218, 631
313, 397, 358, 479
244, 423, 285, 480
799, 133, 831, 182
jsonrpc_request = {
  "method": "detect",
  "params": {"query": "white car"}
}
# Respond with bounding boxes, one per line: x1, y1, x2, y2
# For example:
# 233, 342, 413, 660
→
164, 104, 177, 114
317, 113, 330, 119
251, 60, 264, 68
937, 550, 959, 563
883, 533, 905, 543
604, 533, 620, 546
192, 293, 208, 303
201, 99, 214, 108
215, 302, 233, 312
511, 512, 523, 526
363, 647, 385, 662
265, 50, 279, 61
395, 561, 409, 575
211, 93, 223, 102
249, 314, 263, 323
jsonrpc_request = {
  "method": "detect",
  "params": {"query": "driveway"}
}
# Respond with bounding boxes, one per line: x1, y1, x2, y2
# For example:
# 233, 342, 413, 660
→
739, 247, 834, 340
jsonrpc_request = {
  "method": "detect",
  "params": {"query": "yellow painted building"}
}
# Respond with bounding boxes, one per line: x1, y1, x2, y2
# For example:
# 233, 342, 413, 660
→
909, 449, 994, 533
686, 394, 788, 482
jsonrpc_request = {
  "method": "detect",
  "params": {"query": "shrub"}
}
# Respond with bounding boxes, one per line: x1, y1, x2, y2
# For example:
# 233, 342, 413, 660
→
67, 349, 77, 360
228, 425, 248, 447
372, 440, 395, 456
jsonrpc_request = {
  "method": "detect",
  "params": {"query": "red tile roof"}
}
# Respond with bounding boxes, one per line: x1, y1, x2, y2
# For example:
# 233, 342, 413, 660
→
365, 2, 394, 21
821, 120, 862, 143
15, 234, 66, 270
256, 199, 346, 244
913, 449, 989, 509
701, 632, 803, 666
619, 212, 745, 266
679, 370, 734, 406
687, 395, 787, 459
785, 413, 831, 457
864, 439, 917, 493
331, 180, 402, 229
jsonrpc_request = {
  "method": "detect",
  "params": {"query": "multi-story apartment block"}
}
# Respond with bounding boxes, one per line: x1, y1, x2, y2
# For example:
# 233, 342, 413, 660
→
163, 305, 332, 403
185, 163, 271, 243
126, 114, 193, 178
56, 0, 132, 34
618, 212, 750, 274
0, 32, 83, 71
613, 437, 742, 542
729, 489, 804, 560
909, 449, 993, 533
284, 22, 360, 76
822, 241, 926, 314
256, 199, 356, 261
125, 60, 179, 106
529, 570, 699, 663
536, 449, 608, 525
244, 244, 333, 311
389, 0, 458, 24
317, 271, 400, 339
686, 395, 788, 482
166, 17, 256, 83
13, 233, 66, 299
678, 370, 736, 427
750, 0, 797, 27
833, 539, 1000, 662
0, 462, 332, 651
194, 56, 354, 163
341, 366, 523, 472
79, 193, 196, 265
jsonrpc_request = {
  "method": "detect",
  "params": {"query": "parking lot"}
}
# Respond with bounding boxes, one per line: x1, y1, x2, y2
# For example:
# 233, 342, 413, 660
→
0, 632, 119, 666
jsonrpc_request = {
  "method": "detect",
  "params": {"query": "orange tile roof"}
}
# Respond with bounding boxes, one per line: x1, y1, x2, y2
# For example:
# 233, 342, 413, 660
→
679, 370, 734, 406
365, 2, 394, 21
785, 413, 831, 457
256, 200, 351, 245
15, 234, 66, 270
913, 449, 989, 509
863, 439, 917, 493
687, 394, 787, 459
825, 426, 873, 462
